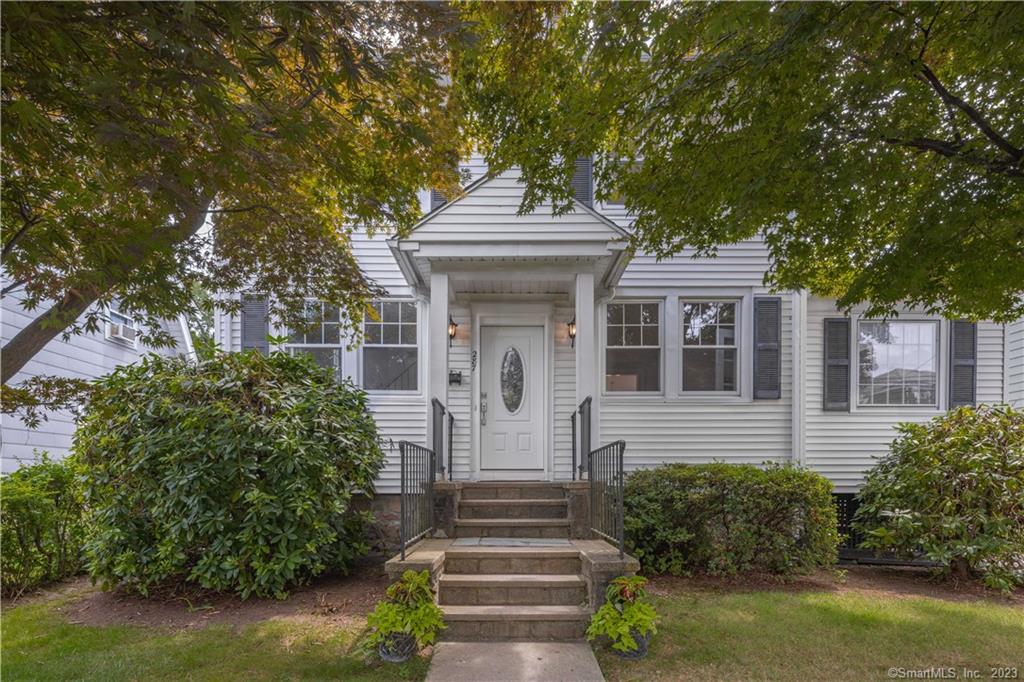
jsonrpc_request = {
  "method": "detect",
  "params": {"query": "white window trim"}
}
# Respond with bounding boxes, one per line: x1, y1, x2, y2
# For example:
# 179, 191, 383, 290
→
601, 299, 664, 396
361, 298, 423, 396
679, 298, 742, 397
104, 305, 138, 349
600, 288, 756, 404
853, 317, 942, 410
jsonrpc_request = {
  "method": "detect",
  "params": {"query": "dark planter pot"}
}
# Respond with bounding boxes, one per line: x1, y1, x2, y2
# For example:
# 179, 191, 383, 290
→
378, 633, 417, 663
614, 629, 651, 660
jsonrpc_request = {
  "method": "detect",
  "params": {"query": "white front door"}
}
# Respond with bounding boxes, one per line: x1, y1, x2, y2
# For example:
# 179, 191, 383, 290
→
480, 325, 544, 471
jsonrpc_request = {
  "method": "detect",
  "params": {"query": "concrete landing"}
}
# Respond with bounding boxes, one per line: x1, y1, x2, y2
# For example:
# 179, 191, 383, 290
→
426, 641, 604, 682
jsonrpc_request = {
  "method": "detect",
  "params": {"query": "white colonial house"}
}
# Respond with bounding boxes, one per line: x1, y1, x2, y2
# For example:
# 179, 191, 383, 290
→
215, 156, 1024, 499
1, 278, 194, 473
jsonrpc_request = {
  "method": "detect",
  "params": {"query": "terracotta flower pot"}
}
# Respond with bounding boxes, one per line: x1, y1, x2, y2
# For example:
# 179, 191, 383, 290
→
378, 633, 417, 663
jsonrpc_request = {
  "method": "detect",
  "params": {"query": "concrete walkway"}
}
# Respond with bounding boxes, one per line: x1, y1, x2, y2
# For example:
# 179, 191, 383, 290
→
425, 641, 605, 682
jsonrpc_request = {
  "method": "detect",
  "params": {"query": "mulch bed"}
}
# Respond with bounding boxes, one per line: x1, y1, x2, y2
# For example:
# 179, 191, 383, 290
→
48, 557, 391, 631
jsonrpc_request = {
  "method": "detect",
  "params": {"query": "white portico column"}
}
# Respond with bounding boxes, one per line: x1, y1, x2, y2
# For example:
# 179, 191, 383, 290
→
575, 272, 597, 454
428, 272, 450, 445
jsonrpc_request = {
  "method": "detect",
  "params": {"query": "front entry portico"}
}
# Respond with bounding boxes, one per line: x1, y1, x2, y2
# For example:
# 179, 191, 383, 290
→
388, 169, 630, 481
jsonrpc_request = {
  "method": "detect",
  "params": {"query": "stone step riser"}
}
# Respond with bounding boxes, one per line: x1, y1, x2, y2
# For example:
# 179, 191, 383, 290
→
444, 556, 582, 575
457, 504, 568, 520
454, 525, 570, 539
442, 619, 587, 640
439, 585, 586, 607
460, 486, 566, 501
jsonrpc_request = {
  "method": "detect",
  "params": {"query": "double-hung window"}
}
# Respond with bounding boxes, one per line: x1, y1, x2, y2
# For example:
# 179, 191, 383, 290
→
363, 300, 418, 392
857, 320, 938, 407
681, 301, 738, 392
285, 300, 343, 381
605, 302, 661, 392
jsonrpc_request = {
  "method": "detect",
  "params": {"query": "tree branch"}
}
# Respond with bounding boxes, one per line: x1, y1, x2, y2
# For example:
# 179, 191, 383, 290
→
1, 195, 212, 384
917, 62, 1022, 161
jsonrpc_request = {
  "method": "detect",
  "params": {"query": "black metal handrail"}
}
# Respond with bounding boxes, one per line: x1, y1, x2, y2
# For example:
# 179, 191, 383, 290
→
431, 398, 447, 480
588, 440, 626, 559
398, 441, 435, 560
571, 396, 592, 480
447, 411, 454, 482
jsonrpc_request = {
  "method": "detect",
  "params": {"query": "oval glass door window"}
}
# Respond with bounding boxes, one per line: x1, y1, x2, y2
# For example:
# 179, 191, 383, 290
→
500, 347, 525, 413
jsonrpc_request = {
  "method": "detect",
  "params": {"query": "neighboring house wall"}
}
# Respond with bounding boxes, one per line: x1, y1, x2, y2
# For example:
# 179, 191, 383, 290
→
1, 280, 192, 473
1008, 319, 1024, 406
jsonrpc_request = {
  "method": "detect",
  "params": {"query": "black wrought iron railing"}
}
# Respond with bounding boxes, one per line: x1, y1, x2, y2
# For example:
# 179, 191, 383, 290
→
588, 439, 626, 559
571, 396, 592, 480
431, 398, 453, 481
398, 441, 435, 560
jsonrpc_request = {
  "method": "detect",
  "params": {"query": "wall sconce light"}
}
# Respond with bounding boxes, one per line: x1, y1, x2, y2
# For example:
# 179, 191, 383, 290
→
448, 316, 458, 348
567, 316, 577, 348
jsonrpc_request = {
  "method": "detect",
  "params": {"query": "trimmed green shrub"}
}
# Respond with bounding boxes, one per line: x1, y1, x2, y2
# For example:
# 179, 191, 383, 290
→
0, 455, 87, 598
854, 405, 1024, 592
76, 350, 385, 599
624, 463, 839, 576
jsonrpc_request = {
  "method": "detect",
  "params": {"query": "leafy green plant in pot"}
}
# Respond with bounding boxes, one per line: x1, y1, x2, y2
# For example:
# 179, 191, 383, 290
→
586, 575, 658, 660
365, 570, 445, 663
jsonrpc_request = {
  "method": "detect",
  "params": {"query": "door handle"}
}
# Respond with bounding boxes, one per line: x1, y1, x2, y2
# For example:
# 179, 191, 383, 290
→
480, 392, 487, 425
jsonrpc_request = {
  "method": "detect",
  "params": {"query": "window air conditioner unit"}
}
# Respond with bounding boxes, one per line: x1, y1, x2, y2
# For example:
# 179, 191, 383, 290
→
109, 323, 138, 344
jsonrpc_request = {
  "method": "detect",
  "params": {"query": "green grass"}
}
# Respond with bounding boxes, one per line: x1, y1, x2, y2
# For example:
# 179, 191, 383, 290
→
5, 582, 1021, 682
2, 594, 429, 681
597, 587, 1024, 681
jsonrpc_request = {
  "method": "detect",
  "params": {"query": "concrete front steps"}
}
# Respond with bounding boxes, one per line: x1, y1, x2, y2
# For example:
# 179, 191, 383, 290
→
439, 482, 588, 639
438, 544, 590, 640
385, 481, 639, 642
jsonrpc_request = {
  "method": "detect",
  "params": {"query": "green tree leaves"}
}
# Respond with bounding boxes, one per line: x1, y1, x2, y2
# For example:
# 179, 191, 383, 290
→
457, 2, 1024, 320
2, 2, 470, 381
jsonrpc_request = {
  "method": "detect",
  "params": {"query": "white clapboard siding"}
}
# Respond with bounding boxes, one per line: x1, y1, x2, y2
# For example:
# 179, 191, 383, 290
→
410, 169, 622, 243
1, 279, 186, 472
553, 304, 578, 479
600, 296, 794, 470
618, 241, 773, 288
446, 304, 473, 480
1007, 319, 1024, 406
369, 397, 429, 495
804, 296, 1004, 492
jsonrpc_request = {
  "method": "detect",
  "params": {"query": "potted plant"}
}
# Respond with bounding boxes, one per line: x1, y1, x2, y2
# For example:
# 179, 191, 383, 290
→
586, 575, 658, 660
366, 569, 445, 663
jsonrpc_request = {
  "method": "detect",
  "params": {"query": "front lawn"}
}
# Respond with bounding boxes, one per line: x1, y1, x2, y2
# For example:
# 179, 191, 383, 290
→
2, 584, 429, 682
3, 567, 1020, 681
597, 568, 1024, 681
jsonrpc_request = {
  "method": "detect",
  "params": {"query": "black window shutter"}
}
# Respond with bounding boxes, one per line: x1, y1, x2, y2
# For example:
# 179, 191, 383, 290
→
240, 295, 270, 355
571, 157, 593, 207
949, 321, 977, 408
430, 189, 446, 212
823, 318, 851, 411
753, 296, 782, 399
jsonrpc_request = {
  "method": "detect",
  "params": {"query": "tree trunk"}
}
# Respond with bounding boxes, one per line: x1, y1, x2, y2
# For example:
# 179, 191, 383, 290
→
1, 196, 212, 384
1, 289, 98, 384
